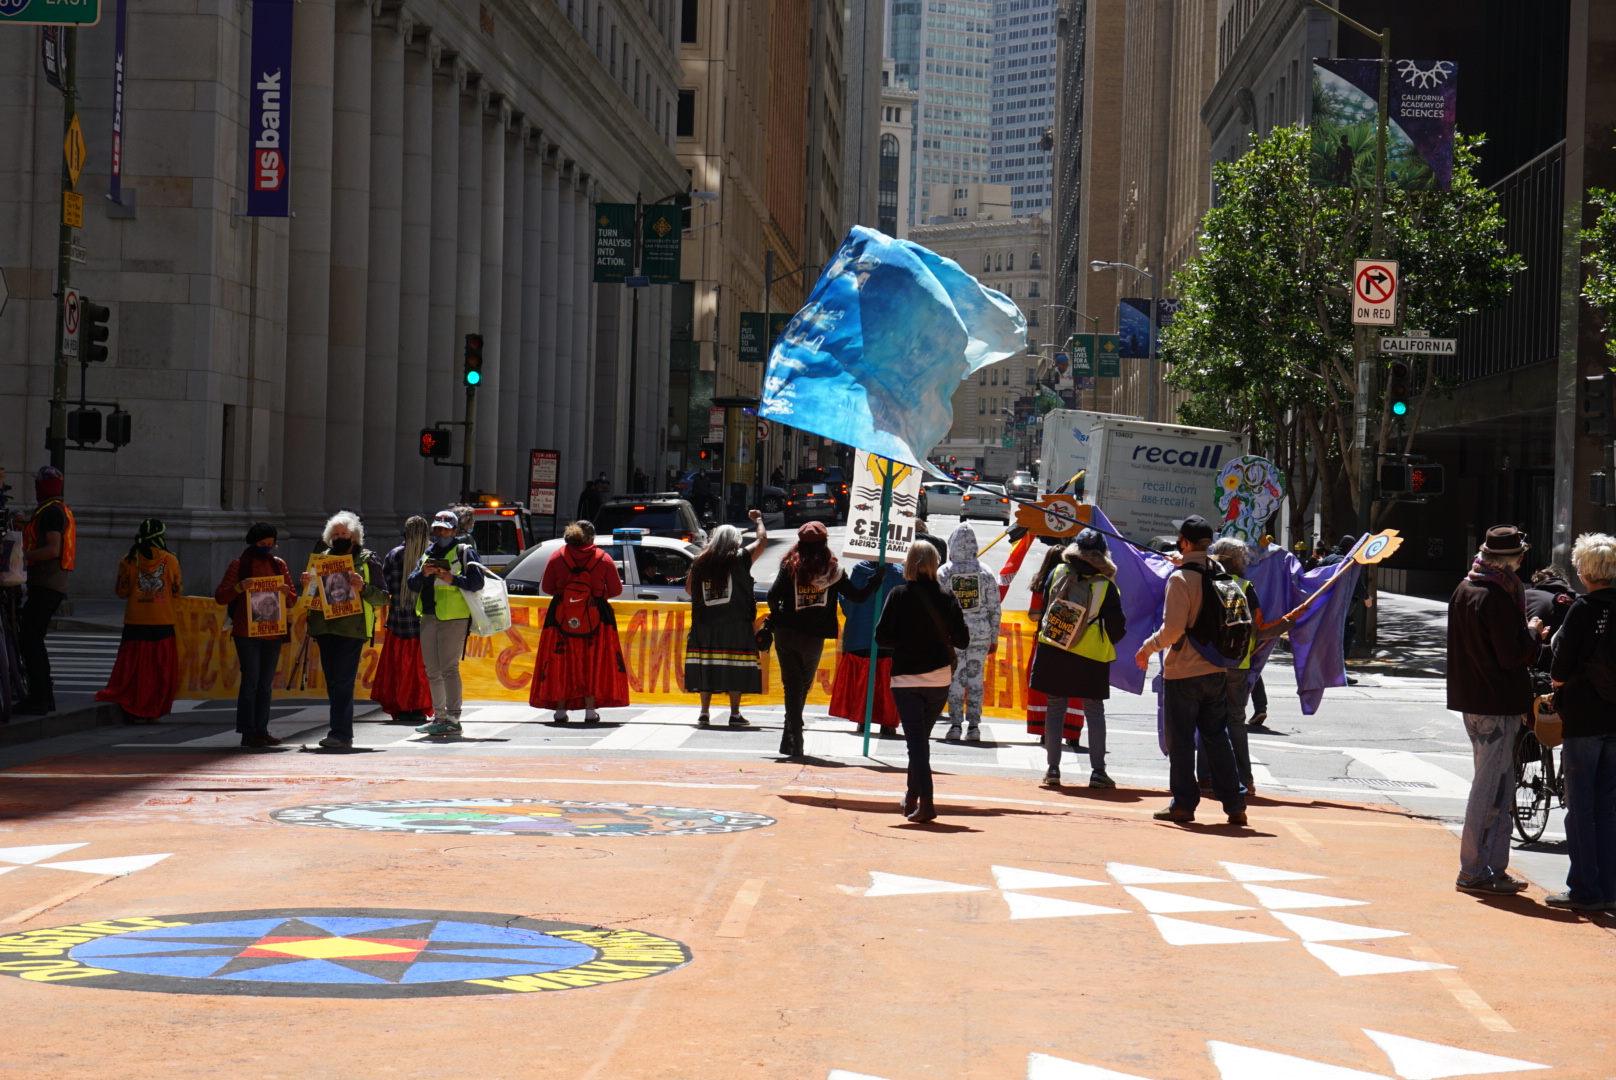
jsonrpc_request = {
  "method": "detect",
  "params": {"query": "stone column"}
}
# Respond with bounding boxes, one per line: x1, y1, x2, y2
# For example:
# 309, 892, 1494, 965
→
476, 100, 507, 494
456, 81, 485, 496
426, 53, 462, 510
592, 282, 626, 486
324, 0, 373, 512
519, 135, 546, 473
396, 27, 433, 516
570, 180, 592, 487
499, 122, 526, 500
536, 149, 562, 496
364, 10, 404, 524
282, 0, 337, 515
553, 164, 576, 497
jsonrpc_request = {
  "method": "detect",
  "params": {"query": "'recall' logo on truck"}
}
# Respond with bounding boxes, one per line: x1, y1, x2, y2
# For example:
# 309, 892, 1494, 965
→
1129, 442, 1227, 470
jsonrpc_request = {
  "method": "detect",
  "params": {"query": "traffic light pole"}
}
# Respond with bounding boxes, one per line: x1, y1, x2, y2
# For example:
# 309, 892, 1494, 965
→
49, 28, 77, 472
461, 385, 477, 503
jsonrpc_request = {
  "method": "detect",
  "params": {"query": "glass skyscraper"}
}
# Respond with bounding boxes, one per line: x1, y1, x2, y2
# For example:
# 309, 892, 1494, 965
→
888, 0, 993, 225
989, 0, 1055, 214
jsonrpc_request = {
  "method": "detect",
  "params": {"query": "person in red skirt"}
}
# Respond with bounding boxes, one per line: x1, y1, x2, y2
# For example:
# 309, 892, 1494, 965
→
96, 518, 181, 724
370, 515, 433, 724
529, 520, 628, 723
829, 558, 904, 736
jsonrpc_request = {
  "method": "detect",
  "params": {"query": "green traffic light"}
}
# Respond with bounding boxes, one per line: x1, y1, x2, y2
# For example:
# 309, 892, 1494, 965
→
465, 371, 482, 386
1392, 401, 1407, 416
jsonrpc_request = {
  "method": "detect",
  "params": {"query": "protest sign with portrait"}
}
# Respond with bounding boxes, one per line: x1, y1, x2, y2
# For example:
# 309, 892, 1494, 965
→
312, 553, 362, 619
244, 577, 288, 639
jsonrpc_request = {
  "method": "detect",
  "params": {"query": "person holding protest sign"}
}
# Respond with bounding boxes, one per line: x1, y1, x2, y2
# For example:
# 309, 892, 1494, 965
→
529, 520, 628, 723
371, 515, 433, 724
301, 511, 388, 749
214, 523, 298, 747
95, 519, 183, 724
766, 522, 883, 758
1029, 529, 1125, 789
684, 511, 767, 727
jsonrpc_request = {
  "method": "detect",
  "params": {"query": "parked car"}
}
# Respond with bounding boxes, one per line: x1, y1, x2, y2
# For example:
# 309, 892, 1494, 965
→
919, 481, 966, 518
593, 496, 709, 547
784, 482, 839, 526
502, 534, 701, 602
960, 482, 1012, 522
795, 467, 849, 519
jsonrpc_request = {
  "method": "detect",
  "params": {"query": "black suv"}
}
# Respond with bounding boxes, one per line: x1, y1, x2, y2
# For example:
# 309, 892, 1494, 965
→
794, 467, 849, 520
593, 496, 709, 546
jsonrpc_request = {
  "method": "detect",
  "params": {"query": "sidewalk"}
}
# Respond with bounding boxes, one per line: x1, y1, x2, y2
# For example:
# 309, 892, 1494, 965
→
1349, 591, 1447, 679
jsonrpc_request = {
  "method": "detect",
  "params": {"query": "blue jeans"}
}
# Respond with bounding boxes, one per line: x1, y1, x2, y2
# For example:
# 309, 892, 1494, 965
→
233, 637, 283, 737
316, 635, 364, 741
1459, 713, 1521, 884
894, 686, 949, 801
1562, 733, 1616, 904
1163, 673, 1244, 816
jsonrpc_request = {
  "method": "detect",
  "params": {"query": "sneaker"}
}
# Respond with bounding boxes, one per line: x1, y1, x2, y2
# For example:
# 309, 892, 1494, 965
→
1227, 811, 1249, 826
1544, 892, 1614, 911
1088, 771, 1116, 790
583, 713, 602, 725
1042, 767, 1061, 787
1152, 808, 1194, 822
965, 725, 981, 744
1455, 876, 1525, 896
1491, 873, 1530, 892
697, 714, 711, 726
727, 715, 751, 728
317, 736, 353, 749
944, 724, 962, 744
415, 720, 460, 736
1248, 711, 1268, 729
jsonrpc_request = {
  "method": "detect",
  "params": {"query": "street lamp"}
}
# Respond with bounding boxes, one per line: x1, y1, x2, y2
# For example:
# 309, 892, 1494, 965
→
1090, 260, 1159, 421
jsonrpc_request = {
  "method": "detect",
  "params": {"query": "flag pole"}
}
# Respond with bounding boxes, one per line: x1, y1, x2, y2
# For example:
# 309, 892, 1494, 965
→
861, 466, 896, 758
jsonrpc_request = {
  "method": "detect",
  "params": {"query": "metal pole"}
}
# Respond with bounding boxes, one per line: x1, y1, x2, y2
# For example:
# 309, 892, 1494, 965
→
49, 28, 78, 472
861, 466, 896, 758
461, 383, 477, 502
1147, 269, 1159, 422
758, 249, 774, 515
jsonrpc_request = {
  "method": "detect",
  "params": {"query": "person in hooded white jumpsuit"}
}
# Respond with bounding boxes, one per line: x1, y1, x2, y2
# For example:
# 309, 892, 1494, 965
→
939, 523, 1002, 742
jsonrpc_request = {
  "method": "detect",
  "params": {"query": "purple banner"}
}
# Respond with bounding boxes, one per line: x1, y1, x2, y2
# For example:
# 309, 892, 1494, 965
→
246, 0, 294, 217
1311, 58, 1458, 192
109, 0, 126, 205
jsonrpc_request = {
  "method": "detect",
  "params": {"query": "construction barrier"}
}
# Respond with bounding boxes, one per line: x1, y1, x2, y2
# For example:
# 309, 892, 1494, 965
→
171, 597, 1039, 720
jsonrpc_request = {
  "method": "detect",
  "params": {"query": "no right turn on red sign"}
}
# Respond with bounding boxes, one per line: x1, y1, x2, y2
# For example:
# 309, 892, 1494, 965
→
1352, 259, 1398, 326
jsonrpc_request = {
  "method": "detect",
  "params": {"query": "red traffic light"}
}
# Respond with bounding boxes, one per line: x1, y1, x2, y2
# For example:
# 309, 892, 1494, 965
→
419, 427, 452, 459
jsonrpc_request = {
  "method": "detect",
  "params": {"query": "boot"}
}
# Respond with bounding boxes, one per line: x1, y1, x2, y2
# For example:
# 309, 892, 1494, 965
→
965, 722, 981, 744
905, 797, 937, 823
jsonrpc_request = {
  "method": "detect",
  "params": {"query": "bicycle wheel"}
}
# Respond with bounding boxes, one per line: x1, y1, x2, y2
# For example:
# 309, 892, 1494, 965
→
1513, 727, 1551, 843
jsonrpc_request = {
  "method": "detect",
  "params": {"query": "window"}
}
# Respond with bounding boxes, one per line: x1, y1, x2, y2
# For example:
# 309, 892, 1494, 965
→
982, 254, 991, 272
610, 26, 618, 75
1030, 249, 1040, 269
595, 6, 604, 56
1007, 253, 1014, 270
634, 546, 693, 587
1026, 367, 1035, 385
1029, 280, 1039, 297
979, 371, 987, 385
1027, 309, 1038, 326
991, 367, 998, 385
680, 0, 698, 42
878, 134, 900, 234
994, 254, 1002, 271
677, 89, 695, 136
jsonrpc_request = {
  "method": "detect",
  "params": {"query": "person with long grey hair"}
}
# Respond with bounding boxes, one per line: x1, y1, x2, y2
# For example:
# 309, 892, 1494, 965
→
370, 515, 434, 724
684, 510, 767, 726
301, 510, 390, 748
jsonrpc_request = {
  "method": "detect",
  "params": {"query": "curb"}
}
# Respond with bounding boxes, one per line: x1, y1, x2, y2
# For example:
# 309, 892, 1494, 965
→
0, 701, 125, 748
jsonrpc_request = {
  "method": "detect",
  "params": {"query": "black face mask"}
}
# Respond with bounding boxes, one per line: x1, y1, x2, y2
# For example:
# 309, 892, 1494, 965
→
329, 538, 354, 555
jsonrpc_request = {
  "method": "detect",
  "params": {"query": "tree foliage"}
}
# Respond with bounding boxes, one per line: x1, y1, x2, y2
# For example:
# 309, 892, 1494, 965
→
1163, 127, 1521, 535
1581, 188, 1616, 360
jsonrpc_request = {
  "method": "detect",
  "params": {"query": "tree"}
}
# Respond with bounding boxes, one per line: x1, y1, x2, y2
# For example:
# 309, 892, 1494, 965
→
1581, 188, 1616, 357
1163, 127, 1521, 538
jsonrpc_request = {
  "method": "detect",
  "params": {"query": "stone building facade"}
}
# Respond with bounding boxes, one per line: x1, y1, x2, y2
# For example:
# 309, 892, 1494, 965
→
1, 0, 687, 588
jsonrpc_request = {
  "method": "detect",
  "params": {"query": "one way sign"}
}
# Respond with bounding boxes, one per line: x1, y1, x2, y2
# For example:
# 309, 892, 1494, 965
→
1352, 259, 1398, 326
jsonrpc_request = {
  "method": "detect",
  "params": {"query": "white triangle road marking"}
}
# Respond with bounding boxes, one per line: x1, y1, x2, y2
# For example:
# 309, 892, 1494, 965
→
1219, 860, 1325, 882
1270, 912, 1407, 942
1361, 1029, 1550, 1079
1027, 1052, 1157, 1079
828, 1072, 895, 1080
0, 866, 16, 876
1303, 942, 1454, 977
1243, 883, 1368, 910
38, 853, 173, 876
1149, 915, 1287, 946
1106, 861, 1223, 885
1002, 892, 1131, 920
992, 865, 1109, 890
863, 871, 989, 897
1124, 886, 1252, 914
0, 843, 89, 865
1208, 1040, 1388, 1079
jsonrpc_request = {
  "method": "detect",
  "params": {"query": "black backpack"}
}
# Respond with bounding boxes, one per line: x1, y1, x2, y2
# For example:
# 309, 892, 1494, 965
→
1181, 560, 1254, 668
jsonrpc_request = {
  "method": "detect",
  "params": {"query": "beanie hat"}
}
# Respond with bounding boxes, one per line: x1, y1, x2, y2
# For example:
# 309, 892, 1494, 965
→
245, 522, 277, 545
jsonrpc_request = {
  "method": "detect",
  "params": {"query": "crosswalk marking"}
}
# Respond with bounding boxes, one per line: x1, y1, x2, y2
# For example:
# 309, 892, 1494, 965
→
591, 708, 701, 750
1338, 748, 1473, 799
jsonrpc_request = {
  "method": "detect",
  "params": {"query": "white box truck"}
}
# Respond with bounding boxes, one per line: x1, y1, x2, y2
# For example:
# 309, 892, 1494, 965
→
1087, 418, 1245, 544
981, 447, 1018, 480
1038, 409, 1142, 495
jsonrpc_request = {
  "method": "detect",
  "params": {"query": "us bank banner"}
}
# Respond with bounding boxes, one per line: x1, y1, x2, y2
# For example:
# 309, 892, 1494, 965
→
246, 0, 294, 216
1310, 58, 1457, 192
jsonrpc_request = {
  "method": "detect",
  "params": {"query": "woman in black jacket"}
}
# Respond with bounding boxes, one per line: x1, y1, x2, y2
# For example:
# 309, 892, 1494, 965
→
1547, 533, 1616, 912
876, 541, 970, 822
766, 522, 882, 757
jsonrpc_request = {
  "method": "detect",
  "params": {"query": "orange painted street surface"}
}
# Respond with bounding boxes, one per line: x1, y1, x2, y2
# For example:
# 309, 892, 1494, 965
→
1, 751, 1612, 1080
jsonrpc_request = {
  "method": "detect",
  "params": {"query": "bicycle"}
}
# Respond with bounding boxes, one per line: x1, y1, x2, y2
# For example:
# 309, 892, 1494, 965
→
1512, 710, 1565, 843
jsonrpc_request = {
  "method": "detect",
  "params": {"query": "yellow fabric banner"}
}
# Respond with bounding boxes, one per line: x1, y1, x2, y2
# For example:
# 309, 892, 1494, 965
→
171, 597, 1038, 720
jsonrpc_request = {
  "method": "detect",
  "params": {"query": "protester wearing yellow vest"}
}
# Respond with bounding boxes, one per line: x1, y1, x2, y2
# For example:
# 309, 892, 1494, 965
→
1028, 528, 1126, 789
16, 466, 74, 715
300, 511, 388, 748
407, 510, 486, 737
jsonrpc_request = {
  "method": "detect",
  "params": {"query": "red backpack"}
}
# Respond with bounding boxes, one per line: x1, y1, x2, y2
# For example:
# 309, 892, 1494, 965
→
554, 550, 603, 637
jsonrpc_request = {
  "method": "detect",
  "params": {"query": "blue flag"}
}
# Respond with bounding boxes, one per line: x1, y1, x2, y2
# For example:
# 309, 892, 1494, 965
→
759, 227, 1027, 468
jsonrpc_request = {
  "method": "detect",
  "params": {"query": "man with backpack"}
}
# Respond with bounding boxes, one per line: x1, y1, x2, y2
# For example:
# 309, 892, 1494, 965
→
409, 510, 486, 737
1134, 515, 1249, 826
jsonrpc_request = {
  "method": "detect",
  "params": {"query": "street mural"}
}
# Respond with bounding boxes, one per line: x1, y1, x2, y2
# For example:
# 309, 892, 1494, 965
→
0, 908, 691, 997
270, 797, 776, 836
